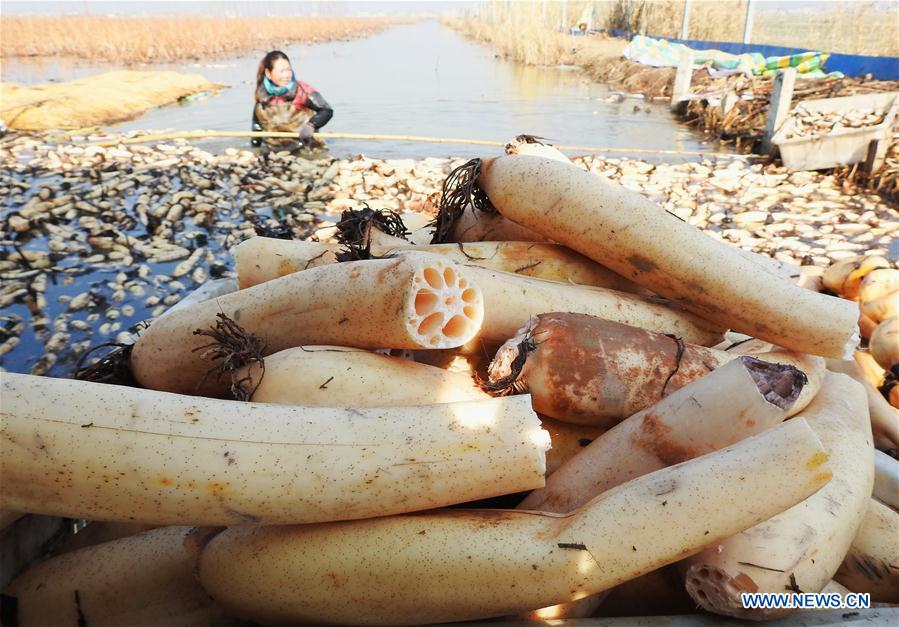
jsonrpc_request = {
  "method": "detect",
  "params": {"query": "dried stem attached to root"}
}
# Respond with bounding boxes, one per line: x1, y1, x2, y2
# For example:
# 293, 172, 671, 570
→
252, 217, 295, 240
336, 206, 410, 247
74, 342, 137, 387
334, 237, 375, 263
505, 134, 549, 151
192, 313, 266, 401
132, 255, 484, 397
880, 365, 898, 404
430, 158, 494, 244
483, 334, 538, 395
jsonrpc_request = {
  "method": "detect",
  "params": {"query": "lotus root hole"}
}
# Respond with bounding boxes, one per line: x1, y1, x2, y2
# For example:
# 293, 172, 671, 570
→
415, 291, 438, 315
443, 315, 469, 338
443, 266, 456, 286
461, 288, 477, 303
463, 305, 479, 319
418, 312, 444, 336
423, 267, 443, 289
699, 568, 710, 578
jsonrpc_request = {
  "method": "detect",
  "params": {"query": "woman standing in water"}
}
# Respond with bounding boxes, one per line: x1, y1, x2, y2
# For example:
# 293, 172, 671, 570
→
251, 50, 333, 147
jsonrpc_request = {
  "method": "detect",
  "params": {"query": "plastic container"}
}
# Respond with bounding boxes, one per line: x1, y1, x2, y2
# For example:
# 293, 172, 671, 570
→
772, 92, 898, 171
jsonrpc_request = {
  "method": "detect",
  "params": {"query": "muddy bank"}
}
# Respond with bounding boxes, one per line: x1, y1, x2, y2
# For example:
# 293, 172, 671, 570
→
1, 132, 895, 377
1, 70, 225, 131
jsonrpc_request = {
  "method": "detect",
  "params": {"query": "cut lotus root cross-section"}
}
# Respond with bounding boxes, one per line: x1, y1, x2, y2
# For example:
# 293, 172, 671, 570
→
406, 255, 484, 348
129, 252, 486, 397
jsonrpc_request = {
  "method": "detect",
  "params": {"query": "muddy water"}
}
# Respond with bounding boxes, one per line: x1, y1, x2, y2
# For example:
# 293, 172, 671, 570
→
2, 20, 723, 160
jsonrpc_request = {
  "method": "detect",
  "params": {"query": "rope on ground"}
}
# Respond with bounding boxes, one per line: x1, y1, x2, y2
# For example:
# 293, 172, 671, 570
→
81, 130, 754, 158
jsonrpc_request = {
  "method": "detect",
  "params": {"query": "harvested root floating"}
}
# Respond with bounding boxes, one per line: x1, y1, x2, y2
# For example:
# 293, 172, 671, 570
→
487, 313, 822, 426
131, 253, 484, 396
196, 419, 830, 626
475, 155, 859, 358
0, 373, 548, 526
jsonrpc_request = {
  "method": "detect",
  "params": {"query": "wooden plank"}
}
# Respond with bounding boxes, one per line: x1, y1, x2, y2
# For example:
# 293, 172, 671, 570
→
742, 0, 755, 44
864, 137, 889, 174
722, 92, 739, 115
680, 0, 692, 40
763, 67, 797, 155
671, 50, 695, 112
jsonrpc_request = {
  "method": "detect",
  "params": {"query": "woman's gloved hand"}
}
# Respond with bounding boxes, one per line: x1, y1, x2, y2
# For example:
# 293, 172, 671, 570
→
298, 123, 315, 143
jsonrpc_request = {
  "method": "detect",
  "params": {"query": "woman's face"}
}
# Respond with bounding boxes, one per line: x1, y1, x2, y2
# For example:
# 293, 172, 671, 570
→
265, 58, 293, 87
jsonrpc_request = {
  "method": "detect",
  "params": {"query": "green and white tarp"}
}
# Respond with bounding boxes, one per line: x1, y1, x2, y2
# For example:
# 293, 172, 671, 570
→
623, 35, 843, 79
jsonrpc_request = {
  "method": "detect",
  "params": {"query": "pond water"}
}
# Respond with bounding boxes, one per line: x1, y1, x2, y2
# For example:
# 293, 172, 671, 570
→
3, 20, 727, 160
0, 20, 734, 378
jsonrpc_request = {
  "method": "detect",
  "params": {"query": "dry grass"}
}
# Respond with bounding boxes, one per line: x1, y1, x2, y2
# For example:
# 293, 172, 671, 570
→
610, 0, 746, 42
0, 16, 402, 65
618, 0, 898, 56
1, 70, 224, 130
460, 1, 897, 58
752, 2, 898, 57
451, 3, 574, 66
444, 9, 676, 98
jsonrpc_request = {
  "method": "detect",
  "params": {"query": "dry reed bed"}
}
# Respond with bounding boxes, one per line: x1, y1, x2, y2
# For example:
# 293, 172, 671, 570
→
443, 16, 677, 98
600, 0, 896, 57
1, 16, 403, 64
489, 0, 897, 57
596, 0, 747, 43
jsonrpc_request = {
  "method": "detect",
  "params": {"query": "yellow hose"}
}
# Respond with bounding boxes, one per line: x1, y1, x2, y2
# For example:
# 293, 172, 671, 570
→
84, 129, 746, 158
